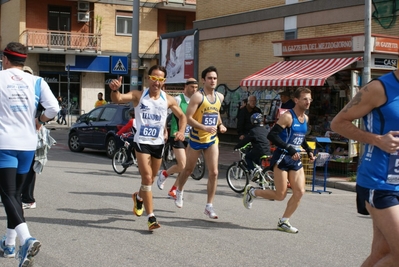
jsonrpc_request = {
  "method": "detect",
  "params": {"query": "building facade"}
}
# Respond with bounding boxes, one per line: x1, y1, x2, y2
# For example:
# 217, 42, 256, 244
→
0, 0, 196, 115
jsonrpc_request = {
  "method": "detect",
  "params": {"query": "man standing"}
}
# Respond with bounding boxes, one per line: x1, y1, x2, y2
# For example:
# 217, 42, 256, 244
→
109, 65, 186, 231
243, 87, 315, 233
95, 92, 107, 107
156, 78, 198, 199
237, 95, 262, 140
174, 66, 227, 219
0, 42, 59, 266
279, 91, 295, 109
331, 71, 399, 266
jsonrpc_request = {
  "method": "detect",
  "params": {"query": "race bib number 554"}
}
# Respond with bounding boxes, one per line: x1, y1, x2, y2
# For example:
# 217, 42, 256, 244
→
202, 113, 218, 126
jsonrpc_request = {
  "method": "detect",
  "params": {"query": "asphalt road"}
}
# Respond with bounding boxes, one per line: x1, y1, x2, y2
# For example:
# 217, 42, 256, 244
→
0, 129, 371, 267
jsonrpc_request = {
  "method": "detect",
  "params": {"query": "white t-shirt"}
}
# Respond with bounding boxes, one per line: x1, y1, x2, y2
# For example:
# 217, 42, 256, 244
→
0, 68, 59, 150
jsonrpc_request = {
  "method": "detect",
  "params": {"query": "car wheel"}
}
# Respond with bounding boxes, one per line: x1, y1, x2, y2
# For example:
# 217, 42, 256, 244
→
106, 136, 116, 159
68, 132, 84, 152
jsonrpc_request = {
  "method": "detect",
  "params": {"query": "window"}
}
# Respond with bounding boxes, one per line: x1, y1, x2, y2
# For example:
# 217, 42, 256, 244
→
100, 108, 117, 121
167, 16, 186, 32
285, 30, 297, 40
116, 11, 132, 36
88, 108, 103, 122
48, 6, 71, 31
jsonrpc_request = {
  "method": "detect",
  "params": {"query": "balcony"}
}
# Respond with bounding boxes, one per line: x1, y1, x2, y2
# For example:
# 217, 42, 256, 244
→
155, 0, 196, 11
20, 29, 101, 54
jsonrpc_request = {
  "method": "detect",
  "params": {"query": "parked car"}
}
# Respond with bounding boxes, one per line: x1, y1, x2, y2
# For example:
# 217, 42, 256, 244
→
68, 104, 131, 158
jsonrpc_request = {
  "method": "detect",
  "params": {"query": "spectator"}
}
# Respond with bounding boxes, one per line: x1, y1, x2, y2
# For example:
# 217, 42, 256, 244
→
95, 92, 107, 107
279, 91, 295, 109
237, 95, 262, 140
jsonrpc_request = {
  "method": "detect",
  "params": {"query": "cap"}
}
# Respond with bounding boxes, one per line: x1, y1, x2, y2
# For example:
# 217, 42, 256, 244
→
278, 91, 291, 97
23, 66, 33, 75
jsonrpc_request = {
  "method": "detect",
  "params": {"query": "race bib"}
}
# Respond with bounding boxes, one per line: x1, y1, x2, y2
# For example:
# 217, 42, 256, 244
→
185, 125, 191, 137
139, 125, 160, 138
202, 113, 218, 126
387, 153, 399, 184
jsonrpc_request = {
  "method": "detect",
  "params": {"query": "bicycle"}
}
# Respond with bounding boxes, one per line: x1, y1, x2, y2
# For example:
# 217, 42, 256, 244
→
112, 133, 138, 175
226, 145, 274, 193
162, 140, 206, 180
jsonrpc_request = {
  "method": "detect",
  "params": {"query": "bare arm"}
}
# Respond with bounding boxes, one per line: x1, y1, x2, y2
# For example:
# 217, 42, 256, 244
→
331, 80, 399, 153
109, 76, 140, 106
167, 94, 187, 141
216, 92, 227, 133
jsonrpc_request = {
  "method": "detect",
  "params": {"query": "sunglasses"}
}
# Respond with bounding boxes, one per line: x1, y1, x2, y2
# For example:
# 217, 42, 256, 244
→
148, 75, 166, 82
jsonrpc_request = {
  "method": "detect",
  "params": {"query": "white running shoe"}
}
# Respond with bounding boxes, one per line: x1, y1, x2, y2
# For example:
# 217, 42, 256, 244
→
243, 185, 255, 209
175, 190, 183, 208
277, 219, 299, 233
157, 170, 167, 190
204, 205, 218, 219
22, 202, 36, 209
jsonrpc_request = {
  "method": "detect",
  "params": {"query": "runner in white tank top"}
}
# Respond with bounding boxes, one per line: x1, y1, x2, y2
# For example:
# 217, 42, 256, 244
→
109, 65, 187, 231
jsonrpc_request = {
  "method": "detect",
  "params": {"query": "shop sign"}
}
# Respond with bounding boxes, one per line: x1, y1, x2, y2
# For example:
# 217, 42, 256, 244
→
374, 58, 397, 68
43, 77, 58, 83
279, 36, 353, 56
374, 37, 399, 54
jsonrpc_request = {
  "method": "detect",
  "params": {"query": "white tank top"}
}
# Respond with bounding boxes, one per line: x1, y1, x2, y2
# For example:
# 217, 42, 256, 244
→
134, 88, 168, 145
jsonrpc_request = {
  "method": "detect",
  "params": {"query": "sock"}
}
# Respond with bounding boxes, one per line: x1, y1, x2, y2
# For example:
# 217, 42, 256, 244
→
15, 223, 31, 245
162, 170, 169, 178
147, 213, 154, 218
136, 194, 143, 201
170, 186, 177, 192
252, 188, 258, 197
5, 229, 17, 246
206, 203, 213, 208
281, 217, 289, 222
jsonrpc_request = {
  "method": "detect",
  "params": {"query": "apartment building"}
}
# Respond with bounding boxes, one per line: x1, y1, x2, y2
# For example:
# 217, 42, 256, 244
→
0, 0, 195, 115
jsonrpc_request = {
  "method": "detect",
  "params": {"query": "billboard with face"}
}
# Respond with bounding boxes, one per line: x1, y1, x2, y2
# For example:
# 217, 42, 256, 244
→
160, 29, 199, 84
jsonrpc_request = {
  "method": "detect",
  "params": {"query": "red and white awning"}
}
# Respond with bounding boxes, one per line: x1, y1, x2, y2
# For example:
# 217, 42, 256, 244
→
240, 57, 362, 87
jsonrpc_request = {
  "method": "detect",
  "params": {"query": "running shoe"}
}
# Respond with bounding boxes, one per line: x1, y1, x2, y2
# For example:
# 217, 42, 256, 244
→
277, 219, 299, 233
157, 170, 167, 190
132, 192, 144, 217
204, 205, 218, 219
243, 185, 255, 209
22, 202, 36, 210
175, 190, 183, 208
16, 237, 41, 267
148, 216, 161, 231
0, 236, 15, 258
168, 189, 177, 200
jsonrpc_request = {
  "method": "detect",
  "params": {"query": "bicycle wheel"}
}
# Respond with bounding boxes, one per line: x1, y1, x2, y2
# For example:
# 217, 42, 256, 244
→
259, 167, 275, 190
112, 148, 128, 175
191, 151, 205, 180
162, 142, 177, 171
226, 162, 249, 193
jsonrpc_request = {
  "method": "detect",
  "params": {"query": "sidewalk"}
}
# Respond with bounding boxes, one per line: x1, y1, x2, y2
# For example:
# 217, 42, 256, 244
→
218, 142, 356, 192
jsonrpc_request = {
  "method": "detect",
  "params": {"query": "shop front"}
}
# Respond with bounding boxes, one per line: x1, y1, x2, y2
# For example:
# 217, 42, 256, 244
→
239, 33, 399, 175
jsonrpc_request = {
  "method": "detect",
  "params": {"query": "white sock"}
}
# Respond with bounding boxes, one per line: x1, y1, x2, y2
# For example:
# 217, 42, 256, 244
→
15, 223, 31, 245
281, 217, 289, 222
206, 203, 212, 208
6, 229, 17, 246
136, 194, 143, 201
147, 213, 154, 218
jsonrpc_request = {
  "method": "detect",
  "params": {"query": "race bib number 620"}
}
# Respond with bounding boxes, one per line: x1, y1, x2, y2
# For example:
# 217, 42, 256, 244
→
139, 125, 160, 137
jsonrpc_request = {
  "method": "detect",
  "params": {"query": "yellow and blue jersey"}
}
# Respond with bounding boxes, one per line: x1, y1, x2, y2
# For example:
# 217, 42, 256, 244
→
189, 89, 222, 144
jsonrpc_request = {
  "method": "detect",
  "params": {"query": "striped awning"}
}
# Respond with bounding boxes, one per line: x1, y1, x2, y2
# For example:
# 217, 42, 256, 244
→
240, 57, 362, 87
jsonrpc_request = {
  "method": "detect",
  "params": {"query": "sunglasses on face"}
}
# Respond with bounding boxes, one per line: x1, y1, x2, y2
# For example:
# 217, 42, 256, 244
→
148, 75, 166, 82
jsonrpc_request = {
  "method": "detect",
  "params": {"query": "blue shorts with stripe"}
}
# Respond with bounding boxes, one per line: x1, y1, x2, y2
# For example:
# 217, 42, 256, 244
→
0, 150, 35, 174
189, 139, 216, 150
270, 148, 303, 171
356, 184, 399, 215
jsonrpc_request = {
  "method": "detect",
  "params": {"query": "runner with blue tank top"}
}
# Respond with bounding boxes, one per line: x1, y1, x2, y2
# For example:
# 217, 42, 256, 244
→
331, 70, 399, 266
109, 65, 187, 231
242, 87, 316, 234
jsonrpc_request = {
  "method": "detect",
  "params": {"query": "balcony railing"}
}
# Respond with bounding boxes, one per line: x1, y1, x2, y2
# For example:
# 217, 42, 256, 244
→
20, 29, 101, 53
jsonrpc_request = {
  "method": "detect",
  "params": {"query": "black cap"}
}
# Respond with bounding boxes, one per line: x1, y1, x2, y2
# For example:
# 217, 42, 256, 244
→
279, 91, 291, 96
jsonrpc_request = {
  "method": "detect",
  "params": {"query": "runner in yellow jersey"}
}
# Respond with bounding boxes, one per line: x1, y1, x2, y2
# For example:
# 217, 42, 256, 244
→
174, 66, 227, 219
